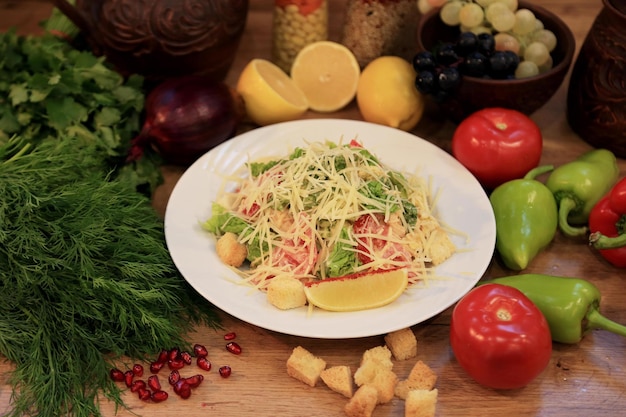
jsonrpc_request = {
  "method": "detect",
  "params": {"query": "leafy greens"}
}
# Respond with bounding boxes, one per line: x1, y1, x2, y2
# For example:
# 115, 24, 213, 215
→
0, 30, 162, 194
0, 136, 220, 417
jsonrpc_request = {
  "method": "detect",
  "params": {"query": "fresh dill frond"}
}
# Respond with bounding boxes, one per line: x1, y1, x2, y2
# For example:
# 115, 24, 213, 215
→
0, 136, 221, 417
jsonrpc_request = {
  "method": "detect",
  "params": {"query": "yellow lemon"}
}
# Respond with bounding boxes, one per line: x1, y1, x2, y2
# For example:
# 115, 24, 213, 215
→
356, 56, 425, 131
304, 269, 409, 312
236, 59, 309, 126
290, 41, 360, 113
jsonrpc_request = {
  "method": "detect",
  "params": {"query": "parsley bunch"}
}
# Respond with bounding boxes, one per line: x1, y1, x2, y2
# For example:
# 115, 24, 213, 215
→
0, 30, 161, 193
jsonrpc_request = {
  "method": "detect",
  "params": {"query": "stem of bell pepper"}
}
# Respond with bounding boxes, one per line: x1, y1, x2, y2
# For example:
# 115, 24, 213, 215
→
556, 197, 588, 237
586, 307, 626, 338
590, 231, 626, 249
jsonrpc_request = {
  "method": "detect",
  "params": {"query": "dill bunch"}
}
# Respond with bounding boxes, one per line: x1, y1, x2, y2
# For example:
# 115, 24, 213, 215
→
0, 136, 220, 417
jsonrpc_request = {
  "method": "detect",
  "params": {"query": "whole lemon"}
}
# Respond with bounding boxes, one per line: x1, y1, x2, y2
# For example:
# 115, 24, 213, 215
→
356, 56, 425, 131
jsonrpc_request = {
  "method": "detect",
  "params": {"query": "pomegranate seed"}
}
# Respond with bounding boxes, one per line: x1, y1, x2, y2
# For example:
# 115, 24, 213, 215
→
132, 363, 144, 377
130, 380, 146, 393
197, 357, 212, 372
147, 375, 161, 391
124, 370, 134, 387
219, 365, 232, 378
137, 387, 151, 401
173, 380, 189, 395
226, 342, 242, 355
150, 361, 165, 374
224, 332, 237, 340
168, 347, 180, 361
184, 374, 204, 388
168, 358, 185, 370
151, 390, 169, 403
109, 368, 125, 382
168, 370, 181, 385
178, 384, 192, 399
193, 344, 208, 358
181, 351, 193, 365
156, 349, 168, 364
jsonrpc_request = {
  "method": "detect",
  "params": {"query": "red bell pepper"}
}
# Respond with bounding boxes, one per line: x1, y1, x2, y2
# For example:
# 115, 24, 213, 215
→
589, 176, 626, 268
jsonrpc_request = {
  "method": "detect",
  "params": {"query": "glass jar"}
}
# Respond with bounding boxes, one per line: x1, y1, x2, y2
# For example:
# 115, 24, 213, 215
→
272, 0, 328, 73
341, 0, 420, 68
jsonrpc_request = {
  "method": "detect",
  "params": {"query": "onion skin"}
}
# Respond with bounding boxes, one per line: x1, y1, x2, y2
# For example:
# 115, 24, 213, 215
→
130, 76, 242, 166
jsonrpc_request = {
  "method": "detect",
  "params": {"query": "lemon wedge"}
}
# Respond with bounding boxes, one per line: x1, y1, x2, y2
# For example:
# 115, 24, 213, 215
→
304, 268, 409, 312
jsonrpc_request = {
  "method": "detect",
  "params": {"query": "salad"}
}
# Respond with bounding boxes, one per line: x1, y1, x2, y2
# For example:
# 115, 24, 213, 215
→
202, 139, 456, 289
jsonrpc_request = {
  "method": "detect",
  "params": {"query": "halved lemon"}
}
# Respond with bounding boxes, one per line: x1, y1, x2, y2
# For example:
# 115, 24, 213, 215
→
304, 269, 409, 312
236, 59, 309, 126
290, 41, 360, 113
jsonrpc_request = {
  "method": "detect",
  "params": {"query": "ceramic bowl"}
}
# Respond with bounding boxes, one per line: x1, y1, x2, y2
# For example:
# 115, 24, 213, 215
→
51, 0, 249, 81
416, 1, 576, 121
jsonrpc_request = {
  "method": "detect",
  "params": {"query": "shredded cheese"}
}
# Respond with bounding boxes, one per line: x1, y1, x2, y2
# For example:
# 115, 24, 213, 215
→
209, 140, 456, 289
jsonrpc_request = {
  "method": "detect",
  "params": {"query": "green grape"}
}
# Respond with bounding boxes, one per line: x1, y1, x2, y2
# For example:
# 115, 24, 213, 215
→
440, 1, 464, 26
476, 0, 497, 7
538, 55, 554, 73
524, 41, 550, 66
534, 19, 545, 31
459, 3, 485, 28
532, 29, 557, 52
490, 8, 515, 32
495, 0, 519, 12
470, 26, 493, 35
515, 60, 539, 78
486, 2, 509, 22
512, 9, 536, 35
494, 32, 521, 54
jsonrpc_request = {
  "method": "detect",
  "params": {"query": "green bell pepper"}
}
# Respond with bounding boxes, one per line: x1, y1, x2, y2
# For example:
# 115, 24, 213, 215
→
483, 274, 626, 344
545, 149, 619, 238
489, 165, 558, 270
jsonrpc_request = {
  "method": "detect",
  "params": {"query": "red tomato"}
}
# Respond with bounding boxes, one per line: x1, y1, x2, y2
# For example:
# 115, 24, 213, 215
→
450, 283, 552, 390
271, 213, 318, 276
451, 107, 543, 190
353, 213, 412, 266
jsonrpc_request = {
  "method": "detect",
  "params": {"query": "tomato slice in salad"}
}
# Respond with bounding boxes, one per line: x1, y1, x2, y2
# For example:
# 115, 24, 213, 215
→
353, 213, 412, 267
271, 213, 319, 276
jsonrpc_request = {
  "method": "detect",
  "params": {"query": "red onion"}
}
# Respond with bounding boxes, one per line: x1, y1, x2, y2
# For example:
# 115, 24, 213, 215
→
128, 75, 242, 166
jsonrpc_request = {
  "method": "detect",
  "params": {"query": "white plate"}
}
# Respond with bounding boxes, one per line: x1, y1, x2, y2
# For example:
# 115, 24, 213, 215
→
164, 119, 496, 339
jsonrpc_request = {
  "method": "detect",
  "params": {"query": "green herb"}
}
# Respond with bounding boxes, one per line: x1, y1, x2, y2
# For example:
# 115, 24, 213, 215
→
0, 30, 161, 193
0, 136, 220, 417
202, 203, 250, 235
249, 160, 279, 177
43, 1, 81, 39
325, 226, 358, 277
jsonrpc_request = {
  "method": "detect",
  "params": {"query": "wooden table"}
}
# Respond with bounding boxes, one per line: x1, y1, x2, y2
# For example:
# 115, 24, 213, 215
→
1, 1, 625, 416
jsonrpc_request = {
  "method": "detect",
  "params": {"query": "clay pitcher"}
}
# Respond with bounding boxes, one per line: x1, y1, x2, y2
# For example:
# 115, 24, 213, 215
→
566, 0, 626, 158
48, 0, 249, 81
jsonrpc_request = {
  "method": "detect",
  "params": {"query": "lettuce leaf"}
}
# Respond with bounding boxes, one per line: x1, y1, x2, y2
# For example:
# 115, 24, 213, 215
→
325, 226, 358, 277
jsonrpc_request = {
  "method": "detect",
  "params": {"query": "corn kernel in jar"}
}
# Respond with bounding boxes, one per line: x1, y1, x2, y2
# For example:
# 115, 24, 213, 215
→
272, 0, 328, 73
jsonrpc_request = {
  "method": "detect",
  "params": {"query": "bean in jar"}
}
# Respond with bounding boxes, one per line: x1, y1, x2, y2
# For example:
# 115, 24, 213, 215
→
341, 0, 420, 68
272, 0, 328, 73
